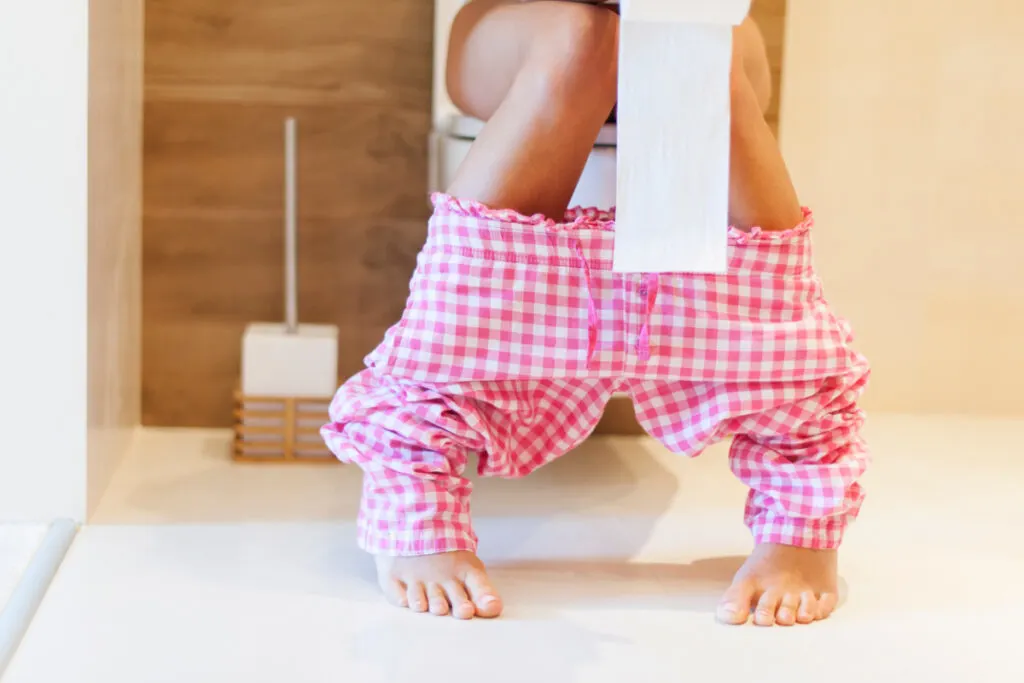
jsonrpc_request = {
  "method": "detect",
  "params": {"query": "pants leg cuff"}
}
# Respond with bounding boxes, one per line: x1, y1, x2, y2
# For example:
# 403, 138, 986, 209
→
357, 524, 479, 557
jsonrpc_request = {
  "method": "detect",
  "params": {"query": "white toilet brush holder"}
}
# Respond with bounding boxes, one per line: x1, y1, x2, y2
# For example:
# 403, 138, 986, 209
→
234, 118, 339, 463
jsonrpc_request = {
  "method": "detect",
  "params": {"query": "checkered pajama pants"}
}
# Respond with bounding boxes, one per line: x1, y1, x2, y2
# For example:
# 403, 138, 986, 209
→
322, 194, 871, 556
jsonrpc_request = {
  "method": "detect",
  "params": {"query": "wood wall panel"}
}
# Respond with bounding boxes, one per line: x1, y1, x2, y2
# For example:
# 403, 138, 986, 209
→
144, 101, 429, 220
88, 0, 144, 515
143, 0, 432, 427
145, 0, 432, 107
143, 0, 788, 429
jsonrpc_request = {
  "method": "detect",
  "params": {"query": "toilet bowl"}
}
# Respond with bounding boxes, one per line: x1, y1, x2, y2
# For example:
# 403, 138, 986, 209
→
429, 0, 618, 211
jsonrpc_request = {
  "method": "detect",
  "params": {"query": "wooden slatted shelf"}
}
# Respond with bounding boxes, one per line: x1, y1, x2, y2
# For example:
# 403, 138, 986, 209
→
232, 389, 337, 464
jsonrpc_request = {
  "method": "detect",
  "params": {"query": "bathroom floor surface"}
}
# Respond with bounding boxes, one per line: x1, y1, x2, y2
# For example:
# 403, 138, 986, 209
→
3, 415, 1023, 682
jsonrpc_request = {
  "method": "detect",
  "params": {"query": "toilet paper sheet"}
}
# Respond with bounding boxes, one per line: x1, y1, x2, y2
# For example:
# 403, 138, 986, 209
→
613, 0, 751, 274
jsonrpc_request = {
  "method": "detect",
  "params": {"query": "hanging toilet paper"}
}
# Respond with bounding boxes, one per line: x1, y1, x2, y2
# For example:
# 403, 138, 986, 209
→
614, 0, 752, 274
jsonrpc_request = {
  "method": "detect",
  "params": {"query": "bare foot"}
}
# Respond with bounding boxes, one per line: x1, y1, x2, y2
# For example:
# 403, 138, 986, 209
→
375, 550, 503, 620
716, 543, 839, 627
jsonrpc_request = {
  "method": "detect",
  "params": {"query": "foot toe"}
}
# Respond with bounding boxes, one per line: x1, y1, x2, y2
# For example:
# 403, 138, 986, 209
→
463, 568, 503, 618
797, 591, 817, 624
382, 579, 409, 609
443, 581, 476, 620
716, 580, 756, 625
817, 592, 839, 620
407, 582, 428, 613
775, 593, 800, 626
754, 590, 783, 627
427, 583, 450, 616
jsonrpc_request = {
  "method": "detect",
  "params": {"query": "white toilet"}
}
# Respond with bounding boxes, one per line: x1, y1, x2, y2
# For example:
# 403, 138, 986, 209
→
428, 0, 618, 211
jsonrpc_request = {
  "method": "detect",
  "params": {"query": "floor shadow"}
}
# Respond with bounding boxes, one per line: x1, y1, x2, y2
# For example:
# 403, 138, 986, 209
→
491, 555, 747, 616
343, 554, 748, 683
322, 545, 846, 615
347, 608, 631, 683
319, 430, 691, 622
467, 436, 680, 561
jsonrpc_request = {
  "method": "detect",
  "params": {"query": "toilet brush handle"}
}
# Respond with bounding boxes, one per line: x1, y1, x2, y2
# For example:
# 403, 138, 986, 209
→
284, 117, 299, 334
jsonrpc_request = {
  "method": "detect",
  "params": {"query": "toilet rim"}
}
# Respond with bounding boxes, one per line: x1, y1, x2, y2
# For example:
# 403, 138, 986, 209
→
445, 114, 617, 148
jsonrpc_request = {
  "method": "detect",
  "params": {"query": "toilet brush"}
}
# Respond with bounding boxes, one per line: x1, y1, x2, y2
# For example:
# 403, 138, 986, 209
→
240, 118, 339, 402
234, 118, 337, 458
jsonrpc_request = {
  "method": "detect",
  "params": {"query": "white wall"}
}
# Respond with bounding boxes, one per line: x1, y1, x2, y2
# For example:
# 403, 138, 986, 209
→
779, 0, 1024, 415
0, 1, 142, 522
0, 2, 90, 521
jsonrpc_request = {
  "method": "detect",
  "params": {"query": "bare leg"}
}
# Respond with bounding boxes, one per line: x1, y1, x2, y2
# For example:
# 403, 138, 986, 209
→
727, 48, 805, 232
446, 0, 619, 218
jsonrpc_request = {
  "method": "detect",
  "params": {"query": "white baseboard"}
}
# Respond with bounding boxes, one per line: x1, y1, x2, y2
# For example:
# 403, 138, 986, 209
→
0, 519, 77, 677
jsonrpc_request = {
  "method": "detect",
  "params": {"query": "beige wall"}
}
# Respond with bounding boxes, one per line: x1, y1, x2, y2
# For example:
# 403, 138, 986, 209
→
87, 0, 144, 516
779, 0, 1024, 415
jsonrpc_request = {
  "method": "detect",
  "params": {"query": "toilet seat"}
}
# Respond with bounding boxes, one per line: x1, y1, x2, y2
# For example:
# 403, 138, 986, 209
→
447, 114, 618, 148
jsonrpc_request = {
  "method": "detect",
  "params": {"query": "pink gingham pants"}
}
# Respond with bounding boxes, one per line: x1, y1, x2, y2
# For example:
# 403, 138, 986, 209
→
322, 194, 870, 556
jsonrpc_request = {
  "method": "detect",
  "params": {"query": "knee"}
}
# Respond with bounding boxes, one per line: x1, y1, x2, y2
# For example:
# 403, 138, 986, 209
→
528, 3, 619, 106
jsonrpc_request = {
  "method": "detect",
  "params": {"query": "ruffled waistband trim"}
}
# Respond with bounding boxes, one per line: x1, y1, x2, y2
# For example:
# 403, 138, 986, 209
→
429, 192, 814, 244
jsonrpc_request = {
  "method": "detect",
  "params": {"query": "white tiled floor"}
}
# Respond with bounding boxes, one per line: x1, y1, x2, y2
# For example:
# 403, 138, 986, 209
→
4, 415, 1024, 682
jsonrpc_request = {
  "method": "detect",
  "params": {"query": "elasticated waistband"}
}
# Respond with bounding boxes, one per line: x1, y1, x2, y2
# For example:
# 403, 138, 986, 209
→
424, 193, 815, 277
